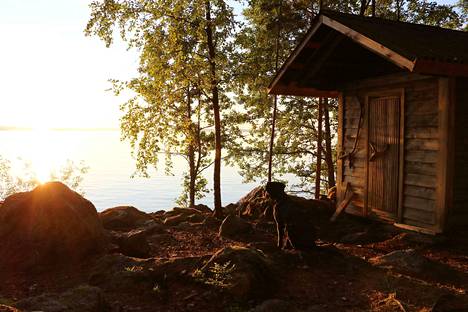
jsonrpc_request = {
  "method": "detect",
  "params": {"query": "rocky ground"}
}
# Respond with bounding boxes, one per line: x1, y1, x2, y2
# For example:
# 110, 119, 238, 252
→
0, 183, 466, 312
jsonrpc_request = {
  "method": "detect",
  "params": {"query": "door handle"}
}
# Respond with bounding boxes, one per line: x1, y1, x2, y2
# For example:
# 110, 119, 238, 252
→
369, 141, 389, 161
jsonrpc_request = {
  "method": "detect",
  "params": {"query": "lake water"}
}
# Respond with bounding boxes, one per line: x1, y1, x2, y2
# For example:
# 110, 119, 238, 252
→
0, 130, 260, 212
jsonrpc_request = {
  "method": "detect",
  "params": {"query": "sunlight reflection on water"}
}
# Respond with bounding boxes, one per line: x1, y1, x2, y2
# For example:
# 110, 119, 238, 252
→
1, 130, 261, 212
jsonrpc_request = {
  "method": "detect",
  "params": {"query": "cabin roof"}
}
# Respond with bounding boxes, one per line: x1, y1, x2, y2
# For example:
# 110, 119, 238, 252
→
269, 11, 468, 97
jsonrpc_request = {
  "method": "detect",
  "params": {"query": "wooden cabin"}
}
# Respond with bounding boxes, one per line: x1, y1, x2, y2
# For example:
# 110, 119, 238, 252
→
269, 11, 468, 234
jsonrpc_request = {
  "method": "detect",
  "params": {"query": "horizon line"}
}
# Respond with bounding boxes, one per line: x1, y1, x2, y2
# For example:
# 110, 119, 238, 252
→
0, 126, 119, 131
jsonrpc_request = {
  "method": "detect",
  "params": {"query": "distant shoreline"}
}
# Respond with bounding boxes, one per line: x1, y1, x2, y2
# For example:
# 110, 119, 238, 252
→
0, 127, 119, 132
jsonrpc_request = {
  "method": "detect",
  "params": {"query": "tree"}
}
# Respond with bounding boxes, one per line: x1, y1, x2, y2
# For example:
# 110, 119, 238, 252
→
315, 98, 323, 199
85, 0, 236, 214
323, 98, 336, 189
230, 0, 462, 197
228, 0, 345, 194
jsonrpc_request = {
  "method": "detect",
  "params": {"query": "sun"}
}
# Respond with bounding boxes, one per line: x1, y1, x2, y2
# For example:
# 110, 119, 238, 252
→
30, 128, 55, 184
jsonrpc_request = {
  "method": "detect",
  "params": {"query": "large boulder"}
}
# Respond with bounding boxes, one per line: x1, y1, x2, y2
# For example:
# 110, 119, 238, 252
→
0, 182, 106, 269
236, 185, 332, 221
237, 186, 275, 219
197, 246, 276, 299
218, 215, 253, 239
15, 285, 110, 312
99, 206, 154, 230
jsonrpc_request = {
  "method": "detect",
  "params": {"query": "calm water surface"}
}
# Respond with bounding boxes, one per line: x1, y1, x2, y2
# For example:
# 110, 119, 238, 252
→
1, 130, 259, 212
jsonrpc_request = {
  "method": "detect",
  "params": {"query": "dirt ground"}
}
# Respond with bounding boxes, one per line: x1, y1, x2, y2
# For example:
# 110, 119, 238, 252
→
0, 210, 467, 312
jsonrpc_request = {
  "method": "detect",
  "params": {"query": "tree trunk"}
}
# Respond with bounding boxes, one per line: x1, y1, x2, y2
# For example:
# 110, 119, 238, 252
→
205, 0, 223, 218
268, 96, 277, 183
187, 87, 196, 207
371, 0, 376, 16
323, 98, 335, 189
268, 0, 282, 183
315, 98, 323, 199
396, 0, 401, 21
360, 0, 369, 15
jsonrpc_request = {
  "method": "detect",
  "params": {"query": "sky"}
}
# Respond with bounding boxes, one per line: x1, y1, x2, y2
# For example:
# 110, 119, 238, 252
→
0, 0, 460, 129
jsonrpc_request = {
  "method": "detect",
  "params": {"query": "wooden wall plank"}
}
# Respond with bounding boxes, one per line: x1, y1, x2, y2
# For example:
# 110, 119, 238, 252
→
405, 150, 438, 164
404, 185, 436, 200
405, 173, 437, 188
435, 77, 455, 231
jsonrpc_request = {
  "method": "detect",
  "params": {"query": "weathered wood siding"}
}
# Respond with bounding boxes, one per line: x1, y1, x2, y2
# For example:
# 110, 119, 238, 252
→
401, 79, 439, 228
340, 95, 367, 215
451, 77, 468, 227
340, 76, 440, 228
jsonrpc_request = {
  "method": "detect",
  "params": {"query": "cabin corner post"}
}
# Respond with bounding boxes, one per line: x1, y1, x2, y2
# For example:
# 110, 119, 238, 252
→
337, 92, 345, 205
397, 88, 405, 223
436, 77, 455, 232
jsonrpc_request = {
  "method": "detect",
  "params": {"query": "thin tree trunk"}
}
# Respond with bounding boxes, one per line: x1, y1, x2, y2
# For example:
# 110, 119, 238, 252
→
187, 87, 196, 207
323, 98, 335, 189
360, 0, 369, 15
371, 0, 376, 16
396, 0, 401, 20
205, 0, 223, 217
268, 96, 277, 183
267, 0, 283, 183
315, 98, 323, 199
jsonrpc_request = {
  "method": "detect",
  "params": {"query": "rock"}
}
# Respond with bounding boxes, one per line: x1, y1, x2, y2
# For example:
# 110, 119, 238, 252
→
203, 216, 222, 229
236, 186, 275, 219
340, 231, 369, 244
193, 204, 212, 214
15, 285, 110, 312
100, 206, 154, 230
223, 203, 238, 216
432, 294, 468, 312
165, 207, 202, 217
174, 221, 193, 230
199, 246, 275, 299
400, 232, 446, 245
164, 214, 190, 226
251, 299, 298, 312
119, 229, 151, 258
219, 215, 253, 239
0, 182, 107, 269
187, 213, 206, 223
163, 208, 205, 226
370, 249, 430, 274
89, 254, 155, 290
0, 305, 20, 312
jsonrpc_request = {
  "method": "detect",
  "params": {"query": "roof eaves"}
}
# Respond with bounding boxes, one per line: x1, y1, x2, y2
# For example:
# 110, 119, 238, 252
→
321, 14, 416, 72
268, 15, 325, 94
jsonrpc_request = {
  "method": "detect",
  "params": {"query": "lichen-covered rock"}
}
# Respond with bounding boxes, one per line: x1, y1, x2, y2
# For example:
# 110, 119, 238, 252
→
15, 285, 110, 312
100, 206, 154, 230
0, 182, 106, 269
218, 215, 253, 239
199, 246, 275, 299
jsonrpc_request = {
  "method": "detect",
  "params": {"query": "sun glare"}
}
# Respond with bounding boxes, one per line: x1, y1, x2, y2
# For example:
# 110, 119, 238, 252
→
30, 128, 56, 183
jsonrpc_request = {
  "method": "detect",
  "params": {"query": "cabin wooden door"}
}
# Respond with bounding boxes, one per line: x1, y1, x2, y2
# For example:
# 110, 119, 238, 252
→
367, 95, 402, 220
